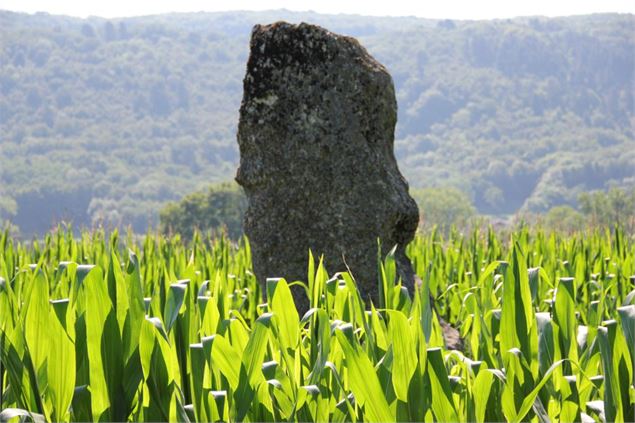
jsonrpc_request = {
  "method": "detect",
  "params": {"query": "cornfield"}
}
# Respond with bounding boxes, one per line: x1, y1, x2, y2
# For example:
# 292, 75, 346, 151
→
0, 227, 633, 422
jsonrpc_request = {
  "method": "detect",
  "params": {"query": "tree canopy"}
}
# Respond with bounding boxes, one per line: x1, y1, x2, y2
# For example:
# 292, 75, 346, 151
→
159, 182, 246, 240
411, 187, 476, 233
1, 10, 633, 236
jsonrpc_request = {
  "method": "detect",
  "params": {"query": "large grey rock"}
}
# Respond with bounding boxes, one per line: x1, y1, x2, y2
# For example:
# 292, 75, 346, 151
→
236, 22, 419, 312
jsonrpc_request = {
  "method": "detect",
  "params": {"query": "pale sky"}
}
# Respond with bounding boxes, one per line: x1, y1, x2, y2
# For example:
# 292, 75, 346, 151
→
1, 0, 633, 20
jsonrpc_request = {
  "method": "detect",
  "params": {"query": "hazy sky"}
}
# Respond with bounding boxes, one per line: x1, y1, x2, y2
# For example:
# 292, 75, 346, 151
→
2, 0, 634, 20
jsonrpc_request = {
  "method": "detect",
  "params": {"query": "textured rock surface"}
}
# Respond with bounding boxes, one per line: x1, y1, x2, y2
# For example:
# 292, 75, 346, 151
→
236, 22, 419, 312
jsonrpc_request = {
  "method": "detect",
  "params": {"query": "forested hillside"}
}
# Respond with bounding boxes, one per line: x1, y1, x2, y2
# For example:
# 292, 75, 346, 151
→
1, 10, 633, 235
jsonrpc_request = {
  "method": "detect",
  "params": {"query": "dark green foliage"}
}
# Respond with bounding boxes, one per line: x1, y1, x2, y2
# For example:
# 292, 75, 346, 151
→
541, 205, 585, 233
578, 187, 635, 233
0, 11, 633, 236
411, 187, 476, 232
159, 182, 246, 240
519, 186, 635, 235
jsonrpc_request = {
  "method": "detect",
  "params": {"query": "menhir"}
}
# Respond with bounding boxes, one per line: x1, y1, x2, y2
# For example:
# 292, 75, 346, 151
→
236, 22, 420, 313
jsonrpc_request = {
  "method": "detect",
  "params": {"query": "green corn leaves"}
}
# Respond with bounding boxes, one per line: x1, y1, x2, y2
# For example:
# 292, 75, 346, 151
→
427, 347, 458, 422
500, 244, 538, 376
335, 325, 393, 422
0, 228, 633, 421
386, 310, 417, 402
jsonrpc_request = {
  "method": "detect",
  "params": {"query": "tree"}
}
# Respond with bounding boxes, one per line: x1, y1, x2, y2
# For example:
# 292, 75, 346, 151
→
579, 187, 635, 233
542, 205, 585, 233
0, 195, 17, 221
159, 182, 247, 240
410, 187, 476, 233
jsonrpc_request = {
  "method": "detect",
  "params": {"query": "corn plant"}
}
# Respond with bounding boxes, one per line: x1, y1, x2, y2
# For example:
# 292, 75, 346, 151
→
0, 226, 633, 422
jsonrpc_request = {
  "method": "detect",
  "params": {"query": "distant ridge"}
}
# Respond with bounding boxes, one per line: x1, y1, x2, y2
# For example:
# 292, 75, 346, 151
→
0, 10, 633, 235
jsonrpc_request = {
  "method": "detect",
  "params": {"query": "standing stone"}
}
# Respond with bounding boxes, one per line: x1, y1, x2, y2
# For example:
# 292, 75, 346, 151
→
236, 22, 419, 313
